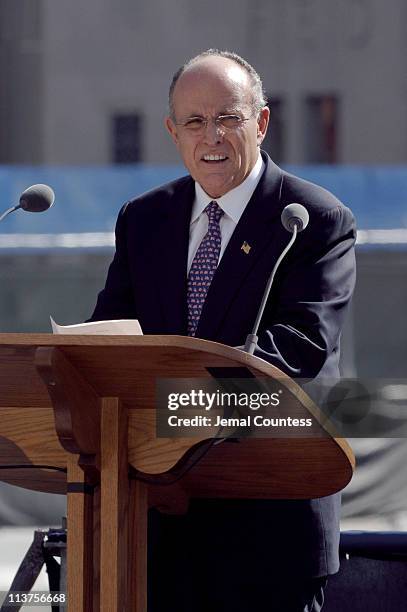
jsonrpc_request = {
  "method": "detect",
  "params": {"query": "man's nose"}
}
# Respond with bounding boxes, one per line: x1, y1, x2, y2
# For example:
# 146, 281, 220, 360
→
202, 119, 224, 145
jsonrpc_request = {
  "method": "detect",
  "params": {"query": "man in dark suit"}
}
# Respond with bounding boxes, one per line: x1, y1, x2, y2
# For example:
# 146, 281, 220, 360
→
90, 50, 356, 611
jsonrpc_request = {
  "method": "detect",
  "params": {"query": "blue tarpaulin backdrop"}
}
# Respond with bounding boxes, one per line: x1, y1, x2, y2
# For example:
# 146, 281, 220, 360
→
0, 165, 406, 233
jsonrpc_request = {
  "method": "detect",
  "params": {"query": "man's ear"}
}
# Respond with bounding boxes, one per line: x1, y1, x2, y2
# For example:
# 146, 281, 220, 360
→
165, 116, 179, 145
257, 106, 270, 145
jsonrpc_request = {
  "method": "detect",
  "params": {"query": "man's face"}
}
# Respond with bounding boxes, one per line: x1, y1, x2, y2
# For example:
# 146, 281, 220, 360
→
165, 57, 269, 199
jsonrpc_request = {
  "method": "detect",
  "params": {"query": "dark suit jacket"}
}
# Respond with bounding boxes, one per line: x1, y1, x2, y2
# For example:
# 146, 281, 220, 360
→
90, 151, 356, 579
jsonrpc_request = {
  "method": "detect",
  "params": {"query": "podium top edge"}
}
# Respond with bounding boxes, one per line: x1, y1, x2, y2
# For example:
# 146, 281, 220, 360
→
0, 333, 355, 469
0, 332, 281, 370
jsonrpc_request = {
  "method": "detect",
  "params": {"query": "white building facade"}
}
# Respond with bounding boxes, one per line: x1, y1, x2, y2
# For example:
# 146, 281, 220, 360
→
1, 0, 406, 165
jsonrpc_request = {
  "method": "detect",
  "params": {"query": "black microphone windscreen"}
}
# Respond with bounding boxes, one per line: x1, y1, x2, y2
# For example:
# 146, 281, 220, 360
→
19, 184, 55, 213
281, 203, 309, 233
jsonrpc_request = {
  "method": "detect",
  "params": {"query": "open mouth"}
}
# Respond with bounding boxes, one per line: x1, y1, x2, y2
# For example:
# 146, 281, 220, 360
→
201, 154, 229, 164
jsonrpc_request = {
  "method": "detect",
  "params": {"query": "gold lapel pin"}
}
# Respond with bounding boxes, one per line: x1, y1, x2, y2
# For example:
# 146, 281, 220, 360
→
241, 241, 251, 255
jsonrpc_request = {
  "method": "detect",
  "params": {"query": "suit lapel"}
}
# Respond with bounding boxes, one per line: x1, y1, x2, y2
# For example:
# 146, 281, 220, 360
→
155, 178, 194, 334
196, 154, 285, 340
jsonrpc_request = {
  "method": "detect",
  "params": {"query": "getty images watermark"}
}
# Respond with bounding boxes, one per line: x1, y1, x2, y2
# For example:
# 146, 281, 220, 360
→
166, 388, 312, 429
156, 378, 320, 438
156, 377, 407, 439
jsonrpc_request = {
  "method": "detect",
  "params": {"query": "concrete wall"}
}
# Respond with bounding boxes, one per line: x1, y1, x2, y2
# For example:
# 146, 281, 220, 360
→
0, 0, 44, 163
0, 248, 405, 379
0, 251, 108, 332
1, 1, 406, 164
353, 250, 407, 378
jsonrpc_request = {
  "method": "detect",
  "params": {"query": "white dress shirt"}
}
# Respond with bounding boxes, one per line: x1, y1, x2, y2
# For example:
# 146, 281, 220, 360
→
187, 153, 265, 273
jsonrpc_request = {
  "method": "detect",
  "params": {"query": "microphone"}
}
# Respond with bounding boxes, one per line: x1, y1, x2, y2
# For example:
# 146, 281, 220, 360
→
0, 184, 55, 223
281, 203, 309, 233
243, 203, 309, 354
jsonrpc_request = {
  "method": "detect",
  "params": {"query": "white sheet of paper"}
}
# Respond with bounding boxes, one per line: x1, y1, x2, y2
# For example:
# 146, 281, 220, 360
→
50, 316, 143, 335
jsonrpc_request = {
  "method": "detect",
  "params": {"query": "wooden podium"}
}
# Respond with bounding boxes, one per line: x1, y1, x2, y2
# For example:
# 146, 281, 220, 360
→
0, 334, 354, 611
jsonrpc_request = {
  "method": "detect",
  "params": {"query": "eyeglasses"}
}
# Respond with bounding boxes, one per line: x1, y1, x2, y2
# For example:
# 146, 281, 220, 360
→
175, 114, 253, 134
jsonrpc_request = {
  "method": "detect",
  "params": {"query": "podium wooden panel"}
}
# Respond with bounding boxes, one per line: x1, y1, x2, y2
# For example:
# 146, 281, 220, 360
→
0, 334, 355, 611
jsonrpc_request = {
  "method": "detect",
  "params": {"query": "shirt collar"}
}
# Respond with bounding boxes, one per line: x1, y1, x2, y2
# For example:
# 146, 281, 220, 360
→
192, 153, 265, 224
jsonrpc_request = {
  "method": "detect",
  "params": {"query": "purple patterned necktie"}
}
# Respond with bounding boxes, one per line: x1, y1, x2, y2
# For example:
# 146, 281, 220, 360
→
187, 200, 224, 336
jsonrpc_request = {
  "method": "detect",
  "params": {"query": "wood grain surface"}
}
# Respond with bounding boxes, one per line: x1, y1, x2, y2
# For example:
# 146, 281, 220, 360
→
100, 398, 129, 612
0, 334, 355, 499
66, 455, 94, 612
0, 334, 356, 611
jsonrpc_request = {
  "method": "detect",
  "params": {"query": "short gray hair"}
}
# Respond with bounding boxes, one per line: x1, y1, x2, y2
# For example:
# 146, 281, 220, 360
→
168, 49, 267, 120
